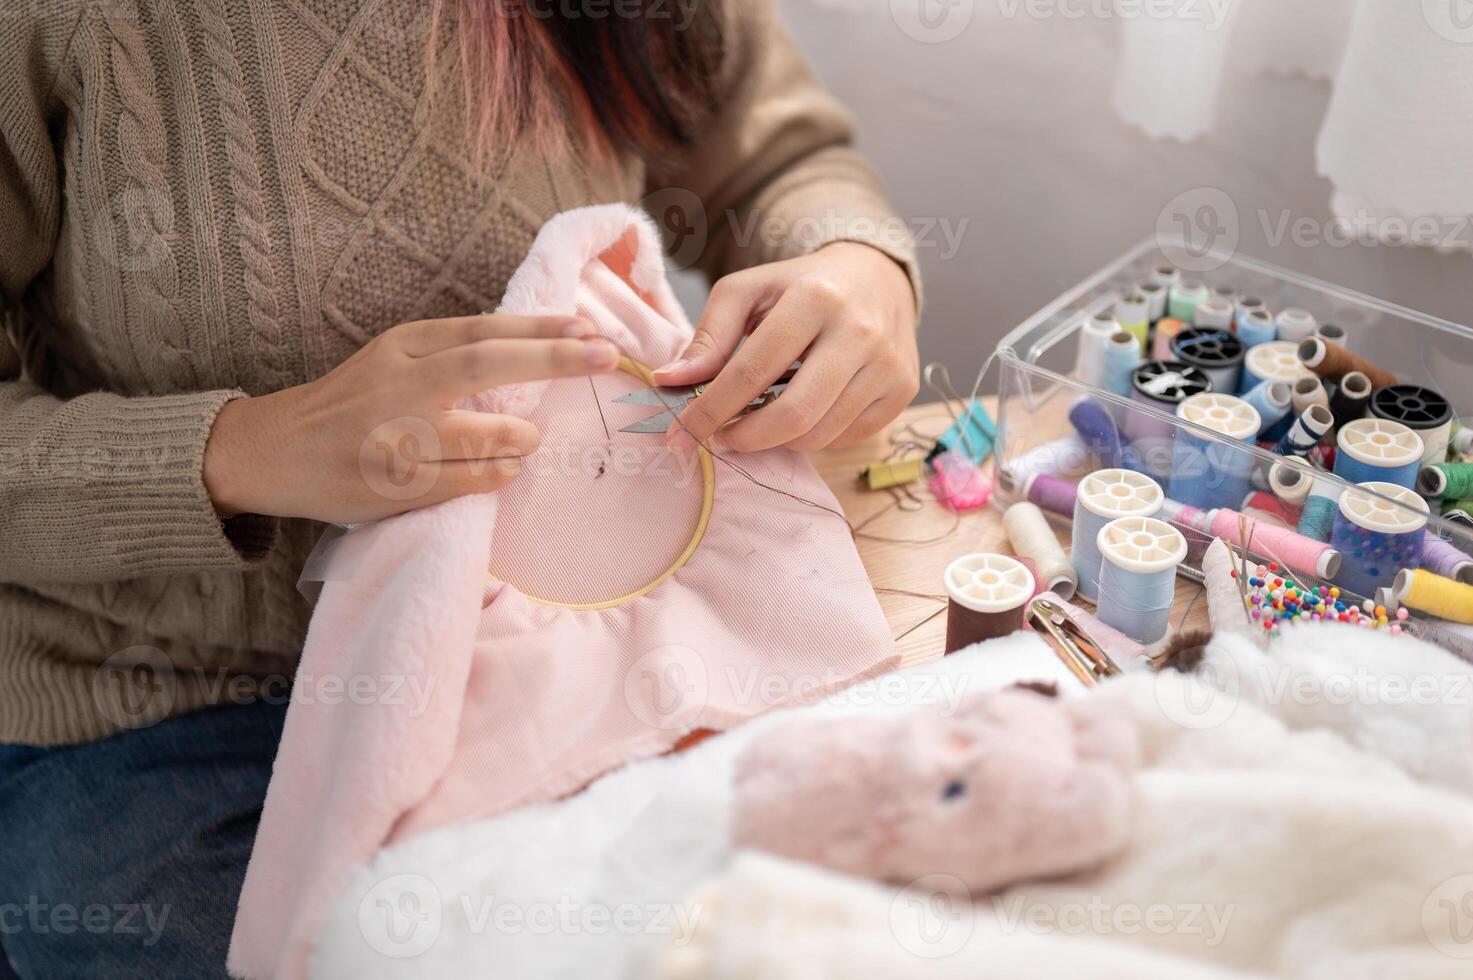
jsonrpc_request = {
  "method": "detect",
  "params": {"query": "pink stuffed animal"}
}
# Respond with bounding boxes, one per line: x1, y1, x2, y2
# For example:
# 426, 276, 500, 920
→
731, 687, 1140, 894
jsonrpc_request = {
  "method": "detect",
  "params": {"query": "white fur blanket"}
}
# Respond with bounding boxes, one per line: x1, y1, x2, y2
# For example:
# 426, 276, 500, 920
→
311, 624, 1473, 978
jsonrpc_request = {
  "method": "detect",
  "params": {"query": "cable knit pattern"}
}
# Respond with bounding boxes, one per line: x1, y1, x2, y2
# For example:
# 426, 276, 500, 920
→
0, 0, 918, 746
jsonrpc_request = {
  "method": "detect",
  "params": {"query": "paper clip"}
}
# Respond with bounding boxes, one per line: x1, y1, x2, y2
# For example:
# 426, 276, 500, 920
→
861, 454, 925, 491
922, 363, 996, 466
1027, 597, 1123, 688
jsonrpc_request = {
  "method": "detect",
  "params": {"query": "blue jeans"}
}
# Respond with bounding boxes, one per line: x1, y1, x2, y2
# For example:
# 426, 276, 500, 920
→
0, 698, 287, 978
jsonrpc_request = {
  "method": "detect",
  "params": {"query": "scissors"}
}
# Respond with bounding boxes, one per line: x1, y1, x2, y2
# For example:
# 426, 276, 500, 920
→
613, 364, 801, 434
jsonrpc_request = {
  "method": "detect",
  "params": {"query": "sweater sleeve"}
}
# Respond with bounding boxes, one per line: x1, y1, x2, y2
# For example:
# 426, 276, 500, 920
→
0, 11, 277, 583
645, 0, 921, 308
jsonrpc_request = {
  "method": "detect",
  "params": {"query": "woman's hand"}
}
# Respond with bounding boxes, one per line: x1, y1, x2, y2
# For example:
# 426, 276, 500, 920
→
203, 315, 619, 523
653, 242, 919, 454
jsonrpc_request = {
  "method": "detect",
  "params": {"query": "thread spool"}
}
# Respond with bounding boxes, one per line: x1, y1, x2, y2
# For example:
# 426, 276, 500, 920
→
1138, 280, 1168, 323
1202, 536, 1262, 643
1076, 311, 1118, 389
1095, 517, 1187, 644
1032, 591, 1147, 666
1328, 371, 1372, 430
1024, 473, 1078, 516
1236, 307, 1276, 347
1453, 423, 1473, 457
1419, 462, 1473, 500
1212, 284, 1239, 303
1151, 264, 1181, 288
1393, 568, 1473, 625
1297, 337, 1398, 391
1275, 307, 1318, 343
1235, 295, 1266, 323
1316, 322, 1348, 347
1071, 468, 1163, 602
1239, 341, 1310, 396
1171, 327, 1244, 394
1241, 491, 1301, 527
1419, 532, 1473, 585
1151, 317, 1185, 362
1445, 501, 1473, 526
1275, 404, 1334, 458
1334, 418, 1423, 489
1114, 293, 1150, 352
1208, 506, 1341, 580
1125, 362, 1211, 480
1068, 398, 1131, 470
1330, 481, 1429, 598
1003, 434, 1090, 492
1369, 385, 1454, 465
1168, 392, 1261, 511
1168, 279, 1210, 323
1290, 375, 1329, 418
1102, 331, 1142, 398
1193, 295, 1235, 331
1241, 380, 1292, 436
1296, 475, 1342, 543
943, 553, 1036, 654
1003, 502, 1078, 600
1268, 461, 1312, 506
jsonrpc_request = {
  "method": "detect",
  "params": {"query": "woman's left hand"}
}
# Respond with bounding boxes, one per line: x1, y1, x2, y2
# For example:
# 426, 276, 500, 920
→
653, 241, 919, 454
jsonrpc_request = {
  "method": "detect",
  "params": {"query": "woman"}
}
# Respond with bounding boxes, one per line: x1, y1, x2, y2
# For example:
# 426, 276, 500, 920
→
0, 0, 919, 974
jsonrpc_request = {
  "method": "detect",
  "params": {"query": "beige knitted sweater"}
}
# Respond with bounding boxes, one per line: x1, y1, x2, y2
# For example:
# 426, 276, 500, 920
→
0, 0, 917, 745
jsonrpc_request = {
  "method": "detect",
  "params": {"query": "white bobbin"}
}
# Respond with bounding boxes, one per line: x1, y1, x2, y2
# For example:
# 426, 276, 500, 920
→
1267, 460, 1313, 505
1077, 468, 1164, 521
1275, 307, 1318, 343
1193, 296, 1235, 330
944, 553, 1035, 613
1096, 517, 1189, 575
1337, 418, 1423, 472
1337, 481, 1429, 535
1245, 341, 1312, 387
1176, 392, 1261, 440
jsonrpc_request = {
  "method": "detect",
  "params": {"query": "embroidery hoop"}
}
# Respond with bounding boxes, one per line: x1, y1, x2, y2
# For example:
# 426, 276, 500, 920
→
487, 356, 715, 611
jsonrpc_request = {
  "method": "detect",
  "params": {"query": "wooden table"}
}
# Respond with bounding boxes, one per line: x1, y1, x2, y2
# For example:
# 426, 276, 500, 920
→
813, 399, 1210, 667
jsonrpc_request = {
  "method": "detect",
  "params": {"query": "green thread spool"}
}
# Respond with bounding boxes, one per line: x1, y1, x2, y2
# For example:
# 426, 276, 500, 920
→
1419, 462, 1473, 500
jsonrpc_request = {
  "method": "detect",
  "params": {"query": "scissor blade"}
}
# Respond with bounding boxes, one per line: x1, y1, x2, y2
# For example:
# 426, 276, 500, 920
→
619, 411, 678, 434
612, 389, 668, 407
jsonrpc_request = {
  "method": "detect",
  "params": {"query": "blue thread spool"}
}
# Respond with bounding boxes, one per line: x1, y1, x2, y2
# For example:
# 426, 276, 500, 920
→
1296, 475, 1341, 543
1095, 516, 1188, 644
1102, 331, 1142, 399
1071, 468, 1163, 603
1171, 328, 1244, 395
1369, 385, 1454, 466
1125, 362, 1211, 481
1236, 306, 1276, 347
1168, 393, 1261, 512
1275, 404, 1333, 458
1168, 280, 1210, 323
1334, 418, 1423, 489
1241, 380, 1292, 436
1330, 481, 1429, 599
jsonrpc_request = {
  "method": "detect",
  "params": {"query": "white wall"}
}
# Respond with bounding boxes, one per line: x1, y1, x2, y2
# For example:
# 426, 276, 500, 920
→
679, 1, 1473, 396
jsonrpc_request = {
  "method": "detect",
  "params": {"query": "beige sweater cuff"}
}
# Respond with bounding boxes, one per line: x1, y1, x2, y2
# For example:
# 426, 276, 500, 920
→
83, 389, 278, 573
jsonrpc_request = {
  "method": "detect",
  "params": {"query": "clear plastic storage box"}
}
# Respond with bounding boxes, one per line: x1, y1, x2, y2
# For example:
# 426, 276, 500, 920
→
990, 238, 1473, 628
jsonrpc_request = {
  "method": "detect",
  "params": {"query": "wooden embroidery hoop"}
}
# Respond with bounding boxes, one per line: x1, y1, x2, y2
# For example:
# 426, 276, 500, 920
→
488, 355, 716, 611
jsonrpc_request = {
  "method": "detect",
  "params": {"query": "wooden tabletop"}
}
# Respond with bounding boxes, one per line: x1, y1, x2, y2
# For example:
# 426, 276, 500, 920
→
812, 399, 1210, 666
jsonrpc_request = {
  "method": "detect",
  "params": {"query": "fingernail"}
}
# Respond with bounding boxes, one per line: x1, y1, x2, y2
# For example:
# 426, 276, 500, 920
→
492, 458, 522, 478
562, 319, 595, 338
584, 339, 619, 369
654, 357, 689, 377
667, 426, 697, 453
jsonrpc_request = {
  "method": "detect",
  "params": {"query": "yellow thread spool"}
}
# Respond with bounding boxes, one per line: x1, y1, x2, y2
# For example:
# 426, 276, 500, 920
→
1394, 568, 1473, 625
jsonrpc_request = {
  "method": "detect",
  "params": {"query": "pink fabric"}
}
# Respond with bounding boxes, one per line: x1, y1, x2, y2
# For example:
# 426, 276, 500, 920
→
228, 205, 898, 979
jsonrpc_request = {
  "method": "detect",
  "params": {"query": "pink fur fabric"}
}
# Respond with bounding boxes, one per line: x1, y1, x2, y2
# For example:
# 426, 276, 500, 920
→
731, 688, 1140, 894
228, 205, 898, 979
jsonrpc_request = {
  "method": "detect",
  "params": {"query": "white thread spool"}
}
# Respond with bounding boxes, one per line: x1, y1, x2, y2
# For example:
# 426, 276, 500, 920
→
1275, 307, 1318, 343
1003, 434, 1091, 492
1071, 468, 1164, 603
1003, 502, 1078, 601
1137, 280, 1168, 322
1268, 461, 1313, 506
1241, 341, 1311, 393
1076, 312, 1119, 389
1193, 295, 1235, 330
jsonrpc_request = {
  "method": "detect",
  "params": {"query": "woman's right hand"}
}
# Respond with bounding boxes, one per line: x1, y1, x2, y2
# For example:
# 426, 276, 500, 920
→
203, 314, 620, 524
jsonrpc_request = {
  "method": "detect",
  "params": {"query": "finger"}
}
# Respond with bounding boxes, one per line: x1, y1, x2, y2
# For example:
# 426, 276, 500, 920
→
420, 337, 621, 397
829, 391, 915, 449
667, 292, 823, 451
393, 314, 594, 356
652, 272, 774, 386
436, 411, 540, 462
712, 346, 869, 455
780, 373, 886, 454
429, 457, 526, 501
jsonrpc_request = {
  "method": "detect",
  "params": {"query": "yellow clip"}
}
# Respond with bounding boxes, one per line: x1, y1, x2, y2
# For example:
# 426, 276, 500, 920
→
861, 455, 924, 491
